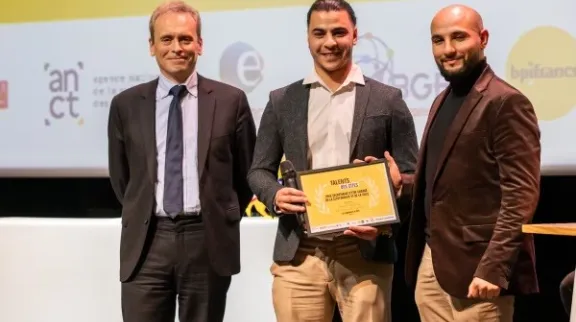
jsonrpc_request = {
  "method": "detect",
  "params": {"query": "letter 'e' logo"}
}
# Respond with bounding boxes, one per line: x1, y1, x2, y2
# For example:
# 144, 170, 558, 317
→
219, 42, 264, 94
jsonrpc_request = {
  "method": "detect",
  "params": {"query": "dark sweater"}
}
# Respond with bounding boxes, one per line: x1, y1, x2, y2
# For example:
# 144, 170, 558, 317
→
424, 60, 486, 242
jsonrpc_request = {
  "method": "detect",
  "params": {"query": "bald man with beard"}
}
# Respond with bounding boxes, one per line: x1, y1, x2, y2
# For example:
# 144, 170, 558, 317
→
404, 5, 541, 321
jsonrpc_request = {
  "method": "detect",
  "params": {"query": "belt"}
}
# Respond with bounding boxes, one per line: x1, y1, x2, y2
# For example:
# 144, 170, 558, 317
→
155, 211, 201, 217
179, 211, 201, 216
154, 213, 203, 226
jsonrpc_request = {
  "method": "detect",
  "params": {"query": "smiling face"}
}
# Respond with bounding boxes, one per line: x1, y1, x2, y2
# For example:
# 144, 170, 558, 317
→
430, 6, 488, 82
307, 9, 357, 78
149, 11, 203, 83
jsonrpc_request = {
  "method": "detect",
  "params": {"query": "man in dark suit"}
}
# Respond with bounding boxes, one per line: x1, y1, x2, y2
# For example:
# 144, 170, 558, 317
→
107, 1, 256, 321
405, 5, 541, 322
247, 1, 418, 321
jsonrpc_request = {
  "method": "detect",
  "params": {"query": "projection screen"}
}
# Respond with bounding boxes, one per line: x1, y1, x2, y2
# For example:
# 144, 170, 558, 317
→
0, 0, 575, 176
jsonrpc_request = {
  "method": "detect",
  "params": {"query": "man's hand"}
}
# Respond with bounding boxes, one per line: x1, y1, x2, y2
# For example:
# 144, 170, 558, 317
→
343, 225, 380, 240
274, 187, 307, 214
384, 151, 402, 195
353, 156, 378, 164
467, 277, 501, 299
353, 151, 402, 195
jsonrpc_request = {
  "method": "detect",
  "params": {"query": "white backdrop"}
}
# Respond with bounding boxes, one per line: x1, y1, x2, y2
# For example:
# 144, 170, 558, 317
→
0, 217, 278, 322
0, 0, 575, 175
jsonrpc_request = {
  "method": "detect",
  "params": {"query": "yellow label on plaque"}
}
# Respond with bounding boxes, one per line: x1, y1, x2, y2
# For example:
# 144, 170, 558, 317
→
298, 162, 396, 234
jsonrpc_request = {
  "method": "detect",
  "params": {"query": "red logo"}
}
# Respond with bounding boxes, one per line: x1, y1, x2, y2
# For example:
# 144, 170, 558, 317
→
0, 81, 7, 109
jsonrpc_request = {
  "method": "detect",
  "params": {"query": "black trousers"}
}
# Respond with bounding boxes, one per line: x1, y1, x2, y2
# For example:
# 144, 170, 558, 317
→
560, 270, 574, 316
121, 216, 231, 322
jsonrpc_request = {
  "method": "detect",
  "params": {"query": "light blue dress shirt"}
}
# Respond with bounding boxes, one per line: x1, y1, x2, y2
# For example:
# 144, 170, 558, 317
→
154, 72, 200, 216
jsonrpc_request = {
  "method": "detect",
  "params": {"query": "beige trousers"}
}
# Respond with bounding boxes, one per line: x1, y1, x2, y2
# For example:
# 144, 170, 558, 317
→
270, 236, 394, 322
415, 244, 515, 322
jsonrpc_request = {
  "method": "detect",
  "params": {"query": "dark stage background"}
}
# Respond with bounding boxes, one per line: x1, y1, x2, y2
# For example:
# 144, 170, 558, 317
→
0, 175, 574, 322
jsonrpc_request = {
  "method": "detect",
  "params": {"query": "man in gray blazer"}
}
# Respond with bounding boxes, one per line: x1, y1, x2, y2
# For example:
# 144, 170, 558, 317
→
247, 1, 418, 321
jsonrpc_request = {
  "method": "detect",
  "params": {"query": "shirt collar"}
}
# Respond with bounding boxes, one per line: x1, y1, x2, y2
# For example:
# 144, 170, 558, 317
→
302, 63, 365, 89
156, 70, 198, 100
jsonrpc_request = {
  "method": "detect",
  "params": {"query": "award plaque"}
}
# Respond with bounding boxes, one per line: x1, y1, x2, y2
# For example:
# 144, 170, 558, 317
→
295, 159, 400, 236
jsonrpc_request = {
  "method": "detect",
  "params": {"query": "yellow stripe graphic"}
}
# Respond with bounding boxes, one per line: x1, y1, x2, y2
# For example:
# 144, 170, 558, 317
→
0, 0, 398, 24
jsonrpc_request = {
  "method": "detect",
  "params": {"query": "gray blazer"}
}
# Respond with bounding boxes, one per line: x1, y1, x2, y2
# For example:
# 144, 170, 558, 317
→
247, 76, 418, 263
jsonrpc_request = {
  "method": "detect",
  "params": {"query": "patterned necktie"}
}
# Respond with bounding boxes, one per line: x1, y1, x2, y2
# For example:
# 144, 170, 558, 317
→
163, 84, 187, 217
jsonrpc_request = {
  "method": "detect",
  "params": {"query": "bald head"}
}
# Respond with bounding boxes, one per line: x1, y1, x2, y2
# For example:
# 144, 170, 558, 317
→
431, 5, 484, 34
430, 4, 489, 83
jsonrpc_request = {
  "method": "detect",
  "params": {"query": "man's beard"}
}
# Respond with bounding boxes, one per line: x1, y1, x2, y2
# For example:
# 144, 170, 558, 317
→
436, 50, 481, 83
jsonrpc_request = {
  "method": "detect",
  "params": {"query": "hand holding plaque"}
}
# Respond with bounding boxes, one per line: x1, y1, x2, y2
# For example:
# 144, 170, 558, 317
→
343, 225, 381, 240
353, 152, 402, 194
292, 158, 401, 237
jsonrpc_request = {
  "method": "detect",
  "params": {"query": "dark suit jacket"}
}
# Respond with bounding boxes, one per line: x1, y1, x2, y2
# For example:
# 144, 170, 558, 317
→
405, 65, 541, 298
108, 75, 256, 282
247, 76, 418, 263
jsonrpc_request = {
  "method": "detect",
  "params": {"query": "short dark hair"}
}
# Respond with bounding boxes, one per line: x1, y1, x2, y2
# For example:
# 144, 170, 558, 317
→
306, 0, 357, 27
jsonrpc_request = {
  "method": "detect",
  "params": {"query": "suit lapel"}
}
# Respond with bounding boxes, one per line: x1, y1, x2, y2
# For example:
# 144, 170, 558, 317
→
431, 65, 495, 185
287, 83, 310, 171
349, 79, 370, 158
432, 90, 482, 184
139, 78, 159, 183
197, 75, 216, 180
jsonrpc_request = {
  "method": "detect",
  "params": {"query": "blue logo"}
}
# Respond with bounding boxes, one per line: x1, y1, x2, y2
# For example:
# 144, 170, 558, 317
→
353, 33, 447, 103
219, 42, 264, 93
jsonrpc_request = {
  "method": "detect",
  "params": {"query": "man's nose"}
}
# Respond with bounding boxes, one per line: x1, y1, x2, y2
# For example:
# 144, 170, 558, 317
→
171, 40, 183, 53
443, 42, 456, 56
324, 35, 337, 48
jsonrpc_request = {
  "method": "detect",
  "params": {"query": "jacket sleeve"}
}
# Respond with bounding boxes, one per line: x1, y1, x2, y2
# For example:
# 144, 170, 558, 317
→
107, 96, 129, 204
246, 93, 284, 214
473, 92, 541, 290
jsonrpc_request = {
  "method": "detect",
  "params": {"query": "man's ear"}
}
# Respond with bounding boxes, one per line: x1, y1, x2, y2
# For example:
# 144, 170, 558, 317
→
197, 37, 203, 56
480, 29, 489, 49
